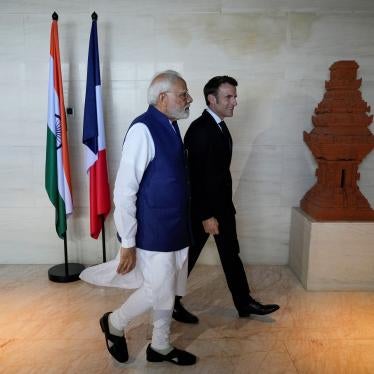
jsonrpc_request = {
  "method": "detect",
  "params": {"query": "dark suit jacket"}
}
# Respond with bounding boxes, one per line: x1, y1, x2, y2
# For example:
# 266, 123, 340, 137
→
184, 110, 235, 222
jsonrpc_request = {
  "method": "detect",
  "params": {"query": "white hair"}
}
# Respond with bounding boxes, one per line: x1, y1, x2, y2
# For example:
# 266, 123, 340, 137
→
147, 70, 184, 105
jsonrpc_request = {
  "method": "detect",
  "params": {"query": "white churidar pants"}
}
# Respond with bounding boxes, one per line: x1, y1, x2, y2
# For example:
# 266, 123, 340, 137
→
81, 247, 188, 350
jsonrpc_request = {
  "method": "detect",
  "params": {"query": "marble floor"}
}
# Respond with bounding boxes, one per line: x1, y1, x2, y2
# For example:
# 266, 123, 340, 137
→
1, 264, 374, 374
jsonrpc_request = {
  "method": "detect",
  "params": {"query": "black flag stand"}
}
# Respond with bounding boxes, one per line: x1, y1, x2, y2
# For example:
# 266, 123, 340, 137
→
101, 215, 107, 262
48, 231, 85, 283
47, 11, 85, 283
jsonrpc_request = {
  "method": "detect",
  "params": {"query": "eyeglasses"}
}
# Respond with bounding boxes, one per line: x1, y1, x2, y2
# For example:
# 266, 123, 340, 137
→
164, 91, 191, 100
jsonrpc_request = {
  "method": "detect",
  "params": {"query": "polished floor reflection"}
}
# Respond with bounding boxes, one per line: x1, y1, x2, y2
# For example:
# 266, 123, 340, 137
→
1, 264, 374, 373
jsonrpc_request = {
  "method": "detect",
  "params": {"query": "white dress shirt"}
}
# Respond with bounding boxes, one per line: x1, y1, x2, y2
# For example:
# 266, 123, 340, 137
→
206, 106, 222, 127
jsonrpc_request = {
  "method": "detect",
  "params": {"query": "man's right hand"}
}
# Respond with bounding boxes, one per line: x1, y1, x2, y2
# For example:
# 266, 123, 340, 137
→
202, 217, 219, 235
117, 247, 136, 274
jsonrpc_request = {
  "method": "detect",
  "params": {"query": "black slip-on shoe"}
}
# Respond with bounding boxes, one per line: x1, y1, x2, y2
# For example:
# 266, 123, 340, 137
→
238, 298, 280, 317
146, 344, 197, 366
172, 303, 199, 324
99, 312, 128, 363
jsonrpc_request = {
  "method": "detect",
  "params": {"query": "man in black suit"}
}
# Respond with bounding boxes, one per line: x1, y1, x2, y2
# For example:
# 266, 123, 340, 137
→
173, 76, 280, 323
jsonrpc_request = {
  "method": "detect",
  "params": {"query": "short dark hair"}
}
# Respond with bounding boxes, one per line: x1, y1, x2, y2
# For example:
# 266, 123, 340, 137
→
203, 76, 238, 106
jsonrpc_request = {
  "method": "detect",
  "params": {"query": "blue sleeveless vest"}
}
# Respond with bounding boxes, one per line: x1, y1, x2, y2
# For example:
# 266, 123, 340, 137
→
127, 105, 189, 252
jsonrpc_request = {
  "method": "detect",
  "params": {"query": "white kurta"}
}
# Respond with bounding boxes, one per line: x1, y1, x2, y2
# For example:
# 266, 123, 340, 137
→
80, 122, 188, 296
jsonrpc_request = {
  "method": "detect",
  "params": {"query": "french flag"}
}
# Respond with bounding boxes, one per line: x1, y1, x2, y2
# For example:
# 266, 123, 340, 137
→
83, 14, 111, 239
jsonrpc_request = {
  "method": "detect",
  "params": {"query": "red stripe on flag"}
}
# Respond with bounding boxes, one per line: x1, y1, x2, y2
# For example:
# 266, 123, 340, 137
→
89, 149, 111, 239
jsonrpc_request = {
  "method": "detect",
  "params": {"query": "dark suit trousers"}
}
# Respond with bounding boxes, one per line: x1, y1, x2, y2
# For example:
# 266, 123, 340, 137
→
188, 211, 251, 311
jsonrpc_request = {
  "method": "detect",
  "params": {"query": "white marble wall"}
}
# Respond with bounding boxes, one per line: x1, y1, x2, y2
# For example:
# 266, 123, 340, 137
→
1, 0, 374, 265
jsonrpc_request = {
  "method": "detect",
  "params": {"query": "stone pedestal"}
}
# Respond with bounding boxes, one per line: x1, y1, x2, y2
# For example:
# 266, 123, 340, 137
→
289, 207, 374, 290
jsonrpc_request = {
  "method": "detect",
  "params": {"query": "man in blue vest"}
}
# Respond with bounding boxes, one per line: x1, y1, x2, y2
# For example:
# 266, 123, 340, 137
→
98, 71, 196, 365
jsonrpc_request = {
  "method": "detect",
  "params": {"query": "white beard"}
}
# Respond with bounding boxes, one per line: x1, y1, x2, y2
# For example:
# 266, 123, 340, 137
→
170, 107, 190, 120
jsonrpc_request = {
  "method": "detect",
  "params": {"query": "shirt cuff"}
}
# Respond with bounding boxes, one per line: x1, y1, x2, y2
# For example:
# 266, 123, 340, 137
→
121, 238, 136, 248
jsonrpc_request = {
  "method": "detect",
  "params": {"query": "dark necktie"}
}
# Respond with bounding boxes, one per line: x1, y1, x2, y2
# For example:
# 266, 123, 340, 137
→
219, 120, 232, 152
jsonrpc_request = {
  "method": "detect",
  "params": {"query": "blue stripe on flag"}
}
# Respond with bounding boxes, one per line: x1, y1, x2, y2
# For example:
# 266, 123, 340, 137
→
83, 20, 101, 155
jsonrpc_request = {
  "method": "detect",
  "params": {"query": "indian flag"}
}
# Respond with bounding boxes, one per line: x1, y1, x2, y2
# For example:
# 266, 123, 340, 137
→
45, 13, 73, 239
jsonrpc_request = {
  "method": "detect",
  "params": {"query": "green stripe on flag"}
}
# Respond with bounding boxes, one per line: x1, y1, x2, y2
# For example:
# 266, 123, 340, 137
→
45, 126, 66, 238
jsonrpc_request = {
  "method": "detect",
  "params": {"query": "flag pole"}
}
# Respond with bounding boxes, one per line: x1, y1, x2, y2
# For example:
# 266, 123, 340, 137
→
83, 11, 112, 262
92, 11, 107, 264
64, 232, 68, 274
48, 231, 85, 283
47, 12, 85, 283
101, 215, 107, 262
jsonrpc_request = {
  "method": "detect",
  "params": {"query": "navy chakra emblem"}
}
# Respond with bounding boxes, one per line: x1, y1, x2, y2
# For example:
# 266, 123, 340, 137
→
54, 113, 62, 149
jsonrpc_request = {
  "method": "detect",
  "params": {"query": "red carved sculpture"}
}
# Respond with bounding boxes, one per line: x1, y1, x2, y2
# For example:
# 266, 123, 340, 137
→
300, 60, 374, 220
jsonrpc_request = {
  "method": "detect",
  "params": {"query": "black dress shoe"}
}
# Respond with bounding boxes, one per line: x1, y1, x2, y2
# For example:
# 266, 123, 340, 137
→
238, 298, 280, 317
172, 303, 199, 324
146, 344, 197, 366
99, 312, 129, 363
